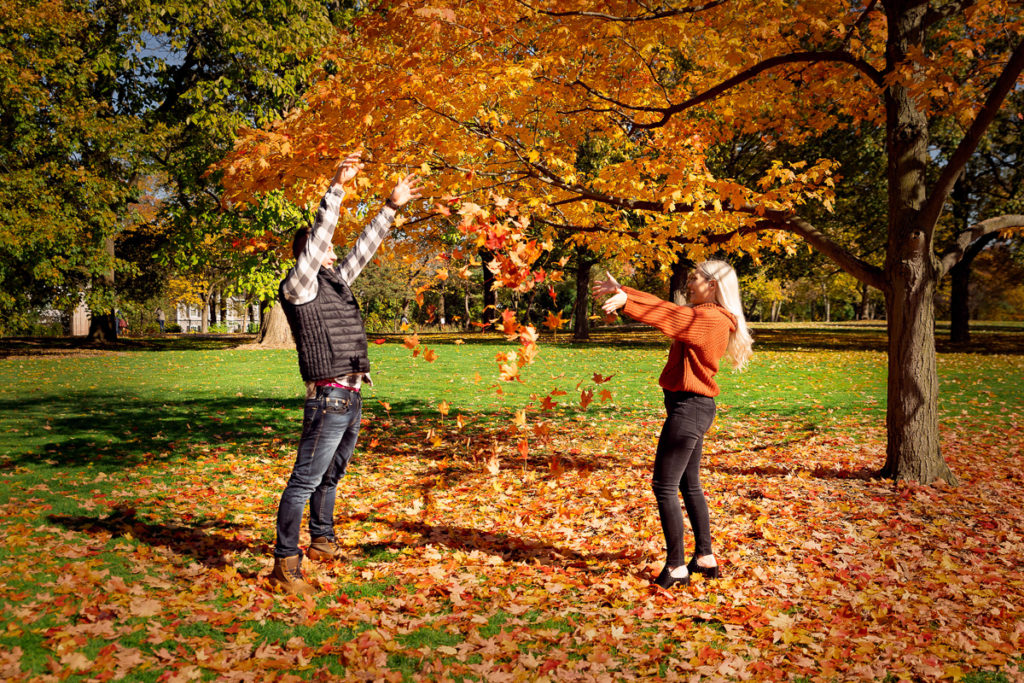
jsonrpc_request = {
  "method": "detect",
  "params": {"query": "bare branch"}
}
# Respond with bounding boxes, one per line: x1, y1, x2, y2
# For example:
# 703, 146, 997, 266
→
922, 39, 1024, 231
939, 214, 1024, 276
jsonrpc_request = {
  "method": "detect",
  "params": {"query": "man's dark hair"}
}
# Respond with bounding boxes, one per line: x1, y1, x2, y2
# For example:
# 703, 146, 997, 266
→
292, 227, 309, 260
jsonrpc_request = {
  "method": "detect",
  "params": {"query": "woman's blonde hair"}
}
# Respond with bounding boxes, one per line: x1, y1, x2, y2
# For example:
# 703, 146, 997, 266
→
695, 260, 753, 370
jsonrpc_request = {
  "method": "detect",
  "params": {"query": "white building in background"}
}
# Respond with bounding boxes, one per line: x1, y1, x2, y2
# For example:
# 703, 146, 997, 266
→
174, 293, 260, 333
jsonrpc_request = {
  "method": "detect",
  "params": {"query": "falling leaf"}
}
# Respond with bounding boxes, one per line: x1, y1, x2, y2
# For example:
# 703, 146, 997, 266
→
580, 388, 594, 410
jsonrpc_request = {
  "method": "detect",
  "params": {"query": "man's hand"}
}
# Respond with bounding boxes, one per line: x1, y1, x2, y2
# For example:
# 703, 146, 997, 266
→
330, 151, 365, 189
388, 173, 424, 208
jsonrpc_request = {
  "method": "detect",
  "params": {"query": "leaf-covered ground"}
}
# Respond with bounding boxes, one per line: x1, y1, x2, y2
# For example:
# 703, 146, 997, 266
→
1, 328, 1023, 681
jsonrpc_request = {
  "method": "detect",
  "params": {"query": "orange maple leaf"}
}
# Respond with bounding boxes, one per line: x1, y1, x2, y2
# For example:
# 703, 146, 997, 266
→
403, 334, 420, 349
415, 283, 431, 306
543, 311, 566, 331
592, 372, 615, 384
580, 388, 594, 410
500, 309, 518, 338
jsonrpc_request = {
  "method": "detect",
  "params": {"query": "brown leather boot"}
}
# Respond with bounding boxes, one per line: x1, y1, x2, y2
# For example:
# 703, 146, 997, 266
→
268, 555, 315, 595
307, 536, 341, 562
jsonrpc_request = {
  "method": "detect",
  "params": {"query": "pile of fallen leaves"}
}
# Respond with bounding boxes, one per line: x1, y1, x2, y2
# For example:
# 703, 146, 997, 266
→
2, 407, 1022, 681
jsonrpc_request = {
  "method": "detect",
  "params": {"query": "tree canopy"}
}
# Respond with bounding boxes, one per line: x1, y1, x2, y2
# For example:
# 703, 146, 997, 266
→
220, 0, 1024, 484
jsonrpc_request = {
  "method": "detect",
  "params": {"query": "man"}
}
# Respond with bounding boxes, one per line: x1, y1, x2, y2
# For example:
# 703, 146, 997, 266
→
156, 307, 166, 333
270, 151, 422, 594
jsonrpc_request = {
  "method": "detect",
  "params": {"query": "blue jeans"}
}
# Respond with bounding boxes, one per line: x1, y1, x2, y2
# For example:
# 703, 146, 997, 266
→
652, 390, 717, 566
274, 386, 362, 558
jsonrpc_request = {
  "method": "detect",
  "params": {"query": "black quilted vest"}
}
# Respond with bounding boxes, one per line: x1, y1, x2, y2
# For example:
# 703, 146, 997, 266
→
280, 267, 370, 382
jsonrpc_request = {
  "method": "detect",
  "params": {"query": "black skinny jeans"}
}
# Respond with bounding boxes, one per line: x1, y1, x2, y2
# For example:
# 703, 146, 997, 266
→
652, 389, 717, 567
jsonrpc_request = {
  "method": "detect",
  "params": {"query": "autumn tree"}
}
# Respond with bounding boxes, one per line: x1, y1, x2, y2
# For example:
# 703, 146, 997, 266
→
219, 1, 1024, 484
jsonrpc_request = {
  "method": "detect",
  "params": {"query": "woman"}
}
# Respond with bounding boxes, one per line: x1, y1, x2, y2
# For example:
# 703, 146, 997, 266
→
593, 262, 753, 587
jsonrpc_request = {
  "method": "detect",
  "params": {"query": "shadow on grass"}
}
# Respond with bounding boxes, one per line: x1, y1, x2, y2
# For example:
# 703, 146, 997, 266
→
705, 462, 878, 480
47, 504, 258, 573
372, 517, 636, 569
0, 334, 259, 357
1, 393, 299, 470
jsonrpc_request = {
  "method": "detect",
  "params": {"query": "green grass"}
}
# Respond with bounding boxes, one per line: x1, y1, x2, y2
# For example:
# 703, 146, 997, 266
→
1, 326, 1022, 681
3, 327, 1021, 475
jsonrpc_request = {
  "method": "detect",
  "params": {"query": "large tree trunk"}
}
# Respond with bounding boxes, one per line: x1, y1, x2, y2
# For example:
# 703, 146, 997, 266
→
881, 259, 955, 483
856, 282, 870, 320
572, 247, 595, 341
257, 301, 294, 347
949, 230, 997, 344
480, 248, 497, 330
87, 236, 118, 343
878, 7, 956, 484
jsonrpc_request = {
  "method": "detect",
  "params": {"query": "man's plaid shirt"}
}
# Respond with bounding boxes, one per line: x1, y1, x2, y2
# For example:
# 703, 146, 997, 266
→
281, 185, 396, 305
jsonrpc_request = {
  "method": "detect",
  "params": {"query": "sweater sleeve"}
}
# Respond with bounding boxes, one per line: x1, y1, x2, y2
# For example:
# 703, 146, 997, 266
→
620, 286, 728, 345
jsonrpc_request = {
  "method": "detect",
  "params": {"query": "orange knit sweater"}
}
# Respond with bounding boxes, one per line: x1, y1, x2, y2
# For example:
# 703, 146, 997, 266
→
621, 287, 737, 397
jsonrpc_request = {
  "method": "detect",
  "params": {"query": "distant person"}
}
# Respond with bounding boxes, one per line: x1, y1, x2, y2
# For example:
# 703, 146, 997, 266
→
269, 151, 423, 594
156, 307, 166, 333
593, 261, 753, 588
117, 316, 128, 336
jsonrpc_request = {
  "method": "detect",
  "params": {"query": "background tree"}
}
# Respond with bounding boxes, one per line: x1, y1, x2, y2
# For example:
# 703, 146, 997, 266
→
0, 0, 158, 339
940, 90, 1024, 343
0, 0, 349, 339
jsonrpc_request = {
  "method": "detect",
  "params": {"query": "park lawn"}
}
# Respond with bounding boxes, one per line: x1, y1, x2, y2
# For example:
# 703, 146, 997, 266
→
0, 328, 1022, 681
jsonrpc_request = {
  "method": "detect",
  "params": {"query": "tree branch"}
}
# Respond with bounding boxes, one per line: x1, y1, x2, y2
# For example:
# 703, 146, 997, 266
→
513, 0, 728, 22
754, 210, 886, 289
921, 38, 1024, 231
568, 51, 884, 130
922, 0, 977, 31
839, 0, 880, 50
939, 214, 1024, 276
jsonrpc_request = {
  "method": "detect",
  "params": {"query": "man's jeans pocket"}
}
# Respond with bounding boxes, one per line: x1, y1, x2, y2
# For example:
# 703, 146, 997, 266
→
324, 395, 351, 415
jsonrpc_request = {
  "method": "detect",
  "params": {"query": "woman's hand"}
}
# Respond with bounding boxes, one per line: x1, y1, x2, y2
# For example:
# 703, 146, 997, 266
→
388, 173, 424, 208
592, 272, 627, 314
601, 290, 628, 314
591, 272, 621, 297
330, 151, 365, 189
